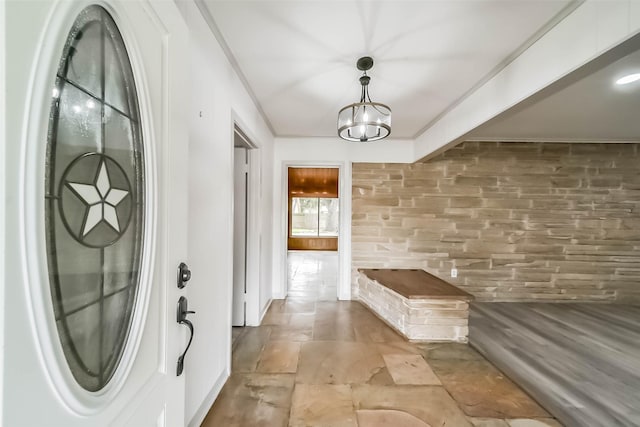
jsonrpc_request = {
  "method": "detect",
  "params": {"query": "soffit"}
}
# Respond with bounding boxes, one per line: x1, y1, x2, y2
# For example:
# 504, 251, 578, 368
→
469, 38, 640, 143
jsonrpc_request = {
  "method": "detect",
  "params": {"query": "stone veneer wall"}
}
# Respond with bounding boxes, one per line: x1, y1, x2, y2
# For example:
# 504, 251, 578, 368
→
352, 142, 640, 303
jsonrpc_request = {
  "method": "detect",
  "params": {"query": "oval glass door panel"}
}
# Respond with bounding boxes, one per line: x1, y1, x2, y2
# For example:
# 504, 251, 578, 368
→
44, 5, 145, 392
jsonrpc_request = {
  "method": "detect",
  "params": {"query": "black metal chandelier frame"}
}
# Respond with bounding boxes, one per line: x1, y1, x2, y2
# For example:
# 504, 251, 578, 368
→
337, 57, 391, 142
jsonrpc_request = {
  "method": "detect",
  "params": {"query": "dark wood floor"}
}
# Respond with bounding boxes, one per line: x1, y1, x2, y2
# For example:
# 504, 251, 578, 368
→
470, 303, 640, 427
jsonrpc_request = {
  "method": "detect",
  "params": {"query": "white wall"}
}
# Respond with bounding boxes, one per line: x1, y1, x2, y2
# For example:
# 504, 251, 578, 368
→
271, 137, 414, 301
179, 3, 274, 427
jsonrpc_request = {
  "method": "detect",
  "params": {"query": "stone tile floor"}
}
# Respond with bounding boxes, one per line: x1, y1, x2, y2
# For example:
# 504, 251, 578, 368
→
201, 299, 563, 427
287, 251, 338, 301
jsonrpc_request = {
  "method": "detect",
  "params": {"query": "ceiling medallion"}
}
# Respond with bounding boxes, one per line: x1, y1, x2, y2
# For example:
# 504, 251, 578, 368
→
337, 56, 391, 142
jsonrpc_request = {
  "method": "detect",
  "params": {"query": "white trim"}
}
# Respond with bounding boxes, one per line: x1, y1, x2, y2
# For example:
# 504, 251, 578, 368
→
230, 142, 246, 327
276, 162, 350, 300
231, 117, 263, 326
260, 298, 273, 323
338, 162, 352, 301
246, 143, 261, 326
0, 1, 6, 422
274, 163, 289, 299
226, 118, 235, 355
186, 367, 229, 427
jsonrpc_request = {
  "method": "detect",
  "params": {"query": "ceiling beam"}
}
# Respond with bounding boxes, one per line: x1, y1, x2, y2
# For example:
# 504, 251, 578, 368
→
414, 0, 640, 161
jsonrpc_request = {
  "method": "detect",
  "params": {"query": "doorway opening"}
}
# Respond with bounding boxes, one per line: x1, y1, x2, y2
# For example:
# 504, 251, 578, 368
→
286, 167, 339, 301
232, 127, 255, 327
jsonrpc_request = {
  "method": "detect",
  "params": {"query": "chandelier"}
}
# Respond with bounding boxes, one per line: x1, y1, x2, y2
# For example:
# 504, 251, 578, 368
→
337, 56, 391, 142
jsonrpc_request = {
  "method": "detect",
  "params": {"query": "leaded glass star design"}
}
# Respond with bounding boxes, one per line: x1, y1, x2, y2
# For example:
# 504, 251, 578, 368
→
67, 160, 129, 236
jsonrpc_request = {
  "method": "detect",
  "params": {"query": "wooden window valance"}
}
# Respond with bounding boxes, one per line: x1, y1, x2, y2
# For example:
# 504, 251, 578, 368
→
288, 167, 338, 198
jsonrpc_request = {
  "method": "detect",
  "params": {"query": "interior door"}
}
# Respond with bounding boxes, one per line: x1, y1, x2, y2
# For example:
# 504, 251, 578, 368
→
232, 146, 248, 326
3, 1, 188, 426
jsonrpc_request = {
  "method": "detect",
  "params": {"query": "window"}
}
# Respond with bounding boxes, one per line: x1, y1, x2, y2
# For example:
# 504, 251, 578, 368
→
44, 6, 145, 391
291, 197, 339, 237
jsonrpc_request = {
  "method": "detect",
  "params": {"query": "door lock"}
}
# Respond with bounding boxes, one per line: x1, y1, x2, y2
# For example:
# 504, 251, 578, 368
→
177, 262, 191, 289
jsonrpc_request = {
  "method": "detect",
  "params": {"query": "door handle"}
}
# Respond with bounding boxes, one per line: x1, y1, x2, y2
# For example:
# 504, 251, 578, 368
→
177, 262, 191, 289
177, 296, 195, 376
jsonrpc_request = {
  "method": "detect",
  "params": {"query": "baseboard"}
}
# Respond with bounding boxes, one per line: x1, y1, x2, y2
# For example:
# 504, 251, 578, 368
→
187, 367, 230, 427
259, 298, 273, 323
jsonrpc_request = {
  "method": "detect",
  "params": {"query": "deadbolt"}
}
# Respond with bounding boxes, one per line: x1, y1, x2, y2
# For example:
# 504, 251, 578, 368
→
177, 262, 191, 289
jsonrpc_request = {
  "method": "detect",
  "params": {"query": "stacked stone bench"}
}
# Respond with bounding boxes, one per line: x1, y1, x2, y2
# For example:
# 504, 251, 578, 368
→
355, 269, 474, 343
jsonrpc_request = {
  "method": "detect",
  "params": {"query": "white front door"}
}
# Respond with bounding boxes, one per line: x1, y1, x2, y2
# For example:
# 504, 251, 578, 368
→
3, 1, 188, 426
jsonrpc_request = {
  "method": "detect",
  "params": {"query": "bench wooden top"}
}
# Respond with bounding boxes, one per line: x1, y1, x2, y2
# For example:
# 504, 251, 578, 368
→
359, 269, 474, 301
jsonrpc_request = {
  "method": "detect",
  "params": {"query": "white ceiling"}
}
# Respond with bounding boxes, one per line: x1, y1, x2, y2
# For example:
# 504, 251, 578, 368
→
468, 36, 640, 142
201, 0, 575, 139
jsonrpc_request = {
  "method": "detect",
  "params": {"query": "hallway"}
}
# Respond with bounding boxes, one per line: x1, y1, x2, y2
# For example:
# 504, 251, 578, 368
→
287, 251, 338, 301
201, 298, 563, 426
